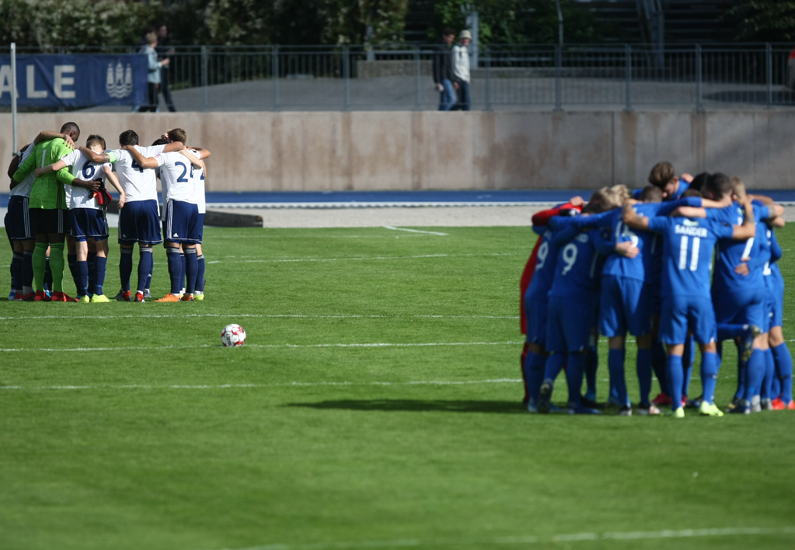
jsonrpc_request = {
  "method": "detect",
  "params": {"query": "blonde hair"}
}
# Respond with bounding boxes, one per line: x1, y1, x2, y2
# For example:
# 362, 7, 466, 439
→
145, 32, 157, 46
730, 176, 746, 200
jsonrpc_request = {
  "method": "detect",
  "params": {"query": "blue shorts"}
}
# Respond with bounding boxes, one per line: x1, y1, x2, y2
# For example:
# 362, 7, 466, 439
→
659, 295, 717, 345
4, 196, 34, 240
118, 200, 162, 245
599, 276, 651, 337
69, 208, 108, 242
196, 213, 205, 243
163, 200, 200, 244
764, 278, 783, 331
546, 294, 598, 353
712, 288, 766, 331
524, 286, 550, 346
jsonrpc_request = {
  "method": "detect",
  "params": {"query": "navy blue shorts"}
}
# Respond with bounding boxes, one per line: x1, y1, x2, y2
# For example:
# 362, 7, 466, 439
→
29, 207, 67, 235
163, 200, 200, 244
69, 208, 109, 242
4, 196, 34, 240
599, 276, 651, 337
712, 288, 766, 331
546, 294, 598, 353
659, 295, 717, 345
118, 200, 162, 245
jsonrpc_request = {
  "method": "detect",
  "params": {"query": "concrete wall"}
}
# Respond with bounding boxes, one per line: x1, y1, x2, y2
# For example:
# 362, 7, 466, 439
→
2, 110, 794, 191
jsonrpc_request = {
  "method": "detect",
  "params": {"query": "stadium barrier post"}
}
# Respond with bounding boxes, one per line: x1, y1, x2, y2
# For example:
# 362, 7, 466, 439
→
414, 45, 420, 111
625, 43, 633, 112
11, 42, 17, 154
485, 45, 492, 111
273, 45, 280, 111
554, 45, 563, 112
201, 46, 208, 111
766, 43, 773, 110
343, 45, 351, 111
695, 44, 703, 112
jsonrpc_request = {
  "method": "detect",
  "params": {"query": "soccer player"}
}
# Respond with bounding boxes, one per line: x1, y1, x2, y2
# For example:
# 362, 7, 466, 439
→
536, 189, 626, 415
82, 130, 184, 301
35, 135, 126, 302
765, 228, 793, 410
123, 136, 202, 302
11, 123, 100, 301
5, 141, 37, 300
623, 174, 756, 417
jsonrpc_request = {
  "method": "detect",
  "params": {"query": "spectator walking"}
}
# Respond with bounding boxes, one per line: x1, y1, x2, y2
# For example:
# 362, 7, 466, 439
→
156, 24, 177, 112
451, 30, 471, 111
433, 28, 457, 111
139, 31, 168, 112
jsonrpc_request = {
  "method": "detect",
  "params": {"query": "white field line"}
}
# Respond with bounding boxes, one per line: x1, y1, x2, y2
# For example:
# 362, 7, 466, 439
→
0, 378, 522, 391
383, 226, 448, 236
207, 252, 517, 265
0, 313, 520, 321
0, 341, 524, 353
217, 526, 795, 550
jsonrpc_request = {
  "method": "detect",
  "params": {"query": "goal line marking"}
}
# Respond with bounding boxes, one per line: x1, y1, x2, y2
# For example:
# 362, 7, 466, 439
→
215, 526, 795, 550
0, 341, 524, 353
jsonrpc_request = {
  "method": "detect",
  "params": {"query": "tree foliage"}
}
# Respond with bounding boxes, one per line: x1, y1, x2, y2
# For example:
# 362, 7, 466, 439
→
724, 1, 795, 42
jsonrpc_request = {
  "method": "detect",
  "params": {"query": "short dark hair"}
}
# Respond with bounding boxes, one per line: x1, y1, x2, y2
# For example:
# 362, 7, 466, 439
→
151, 138, 169, 146
442, 27, 455, 37
639, 185, 663, 203
681, 188, 703, 198
689, 172, 710, 193
86, 134, 106, 150
119, 130, 139, 146
706, 172, 732, 199
60, 121, 80, 135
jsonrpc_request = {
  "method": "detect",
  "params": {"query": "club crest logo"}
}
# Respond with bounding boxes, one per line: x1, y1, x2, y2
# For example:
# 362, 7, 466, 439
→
106, 61, 133, 99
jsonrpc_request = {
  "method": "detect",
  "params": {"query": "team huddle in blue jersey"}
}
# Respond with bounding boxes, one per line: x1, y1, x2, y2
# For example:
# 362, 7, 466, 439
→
521, 162, 791, 417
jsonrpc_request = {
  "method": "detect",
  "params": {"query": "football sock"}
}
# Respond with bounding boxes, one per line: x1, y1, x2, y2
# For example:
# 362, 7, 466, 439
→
119, 247, 133, 292
717, 323, 746, 341
49, 243, 65, 293
700, 352, 720, 405
22, 250, 34, 292
94, 256, 107, 296
735, 353, 747, 400
682, 335, 695, 397
32, 243, 47, 291
180, 251, 186, 291
526, 351, 547, 406
543, 352, 567, 384
196, 254, 205, 292
745, 349, 765, 403
11, 252, 22, 293
185, 247, 198, 294
520, 343, 530, 403
146, 262, 153, 291
585, 347, 598, 397
637, 348, 653, 406
87, 251, 97, 295
77, 260, 89, 297
651, 340, 668, 395
761, 348, 775, 400
44, 255, 53, 290
67, 253, 80, 292
137, 246, 153, 293
166, 247, 182, 295
772, 343, 793, 403
565, 353, 586, 408
667, 354, 684, 411
608, 348, 627, 408
771, 374, 782, 400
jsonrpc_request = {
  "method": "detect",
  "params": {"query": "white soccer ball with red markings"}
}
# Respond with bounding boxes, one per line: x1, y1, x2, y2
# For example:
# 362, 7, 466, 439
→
221, 324, 246, 347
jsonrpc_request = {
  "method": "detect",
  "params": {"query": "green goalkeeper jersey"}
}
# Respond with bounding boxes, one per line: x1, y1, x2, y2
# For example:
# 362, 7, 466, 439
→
13, 138, 76, 210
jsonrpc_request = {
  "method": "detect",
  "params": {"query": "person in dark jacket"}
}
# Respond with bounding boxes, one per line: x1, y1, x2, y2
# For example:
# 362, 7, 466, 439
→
432, 28, 457, 111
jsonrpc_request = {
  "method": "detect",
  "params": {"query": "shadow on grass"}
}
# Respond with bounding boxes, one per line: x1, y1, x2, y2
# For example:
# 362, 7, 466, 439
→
285, 399, 527, 414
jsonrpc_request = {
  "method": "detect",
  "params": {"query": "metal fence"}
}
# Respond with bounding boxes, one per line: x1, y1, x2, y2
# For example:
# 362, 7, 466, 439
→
4, 43, 795, 111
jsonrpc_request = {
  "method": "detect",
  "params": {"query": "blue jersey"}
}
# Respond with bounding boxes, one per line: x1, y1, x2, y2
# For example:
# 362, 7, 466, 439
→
525, 226, 560, 299
647, 216, 734, 298
670, 178, 690, 200
708, 203, 770, 294
549, 227, 609, 301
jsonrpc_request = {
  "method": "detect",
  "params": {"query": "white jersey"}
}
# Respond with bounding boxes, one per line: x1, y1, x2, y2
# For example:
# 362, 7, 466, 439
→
109, 144, 166, 202
9, 145, 35, 198
59, 150, 110, 210
155, 151, 197, 204
187, 149, 206, 214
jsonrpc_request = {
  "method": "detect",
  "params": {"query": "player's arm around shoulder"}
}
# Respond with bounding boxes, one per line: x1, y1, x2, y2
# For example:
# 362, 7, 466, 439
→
622, 202, 650, 231
731, 197, 756, 241
103, 165, 126, 208
123, 145, 162, 169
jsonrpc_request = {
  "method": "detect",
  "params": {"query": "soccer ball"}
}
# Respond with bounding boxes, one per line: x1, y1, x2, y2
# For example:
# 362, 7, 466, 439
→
221, 324, 246, 347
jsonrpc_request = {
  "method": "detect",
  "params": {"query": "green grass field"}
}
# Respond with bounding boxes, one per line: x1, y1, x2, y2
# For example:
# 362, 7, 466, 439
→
2, 225, 794, 550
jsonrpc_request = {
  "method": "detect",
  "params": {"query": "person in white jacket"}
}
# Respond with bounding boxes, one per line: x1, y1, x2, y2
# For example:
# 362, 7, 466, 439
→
451, 30, 471, 111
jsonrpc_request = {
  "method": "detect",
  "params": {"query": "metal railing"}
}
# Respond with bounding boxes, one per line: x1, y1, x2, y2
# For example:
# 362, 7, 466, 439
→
3, 43, 795, 111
